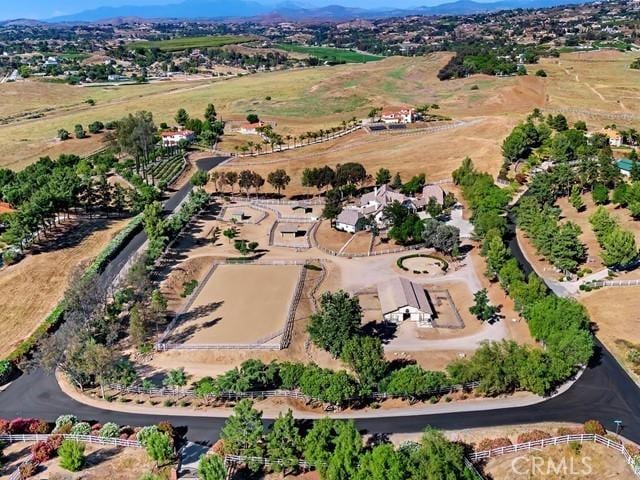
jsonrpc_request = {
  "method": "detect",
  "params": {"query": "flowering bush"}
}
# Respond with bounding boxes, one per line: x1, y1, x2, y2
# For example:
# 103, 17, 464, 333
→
31, 440, 56, 463
47, 434, 64, 451
99, 422, 120, 438
54, 415, 77, 433
477, 437, 512, 451
70, 422, 92, 436
19, 462, 36, 478
9, 418, 45, 434
583, 420, 606, 436
516, 430, 551, 444
0, 418, 10, 434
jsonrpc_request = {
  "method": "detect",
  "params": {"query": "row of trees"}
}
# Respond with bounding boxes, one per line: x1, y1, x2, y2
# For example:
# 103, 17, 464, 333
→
589, 206, 638, 268
454, 157, 594, 394
210, 169, 292, 196
0, 153, 149, 257
220, 400, 476, 479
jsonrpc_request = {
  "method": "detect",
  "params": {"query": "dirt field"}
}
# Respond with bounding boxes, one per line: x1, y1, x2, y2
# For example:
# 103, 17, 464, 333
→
580, 286, 640, 382
0, 217, 129, 357
1, 442, 157, 480
483, 442, 636, 480
165, 263, 302, 345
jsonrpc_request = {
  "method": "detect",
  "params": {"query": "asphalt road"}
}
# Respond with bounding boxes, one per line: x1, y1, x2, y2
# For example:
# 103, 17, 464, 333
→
1, 158, 639, 446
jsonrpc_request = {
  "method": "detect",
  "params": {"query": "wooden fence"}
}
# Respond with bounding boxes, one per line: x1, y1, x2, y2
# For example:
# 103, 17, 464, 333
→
280, 265, 307, 349
468, 434, 640, 477
587, 279, 640, 288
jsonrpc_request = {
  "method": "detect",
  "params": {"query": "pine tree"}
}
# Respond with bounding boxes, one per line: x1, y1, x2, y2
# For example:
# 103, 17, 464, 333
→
469, 289, 499, 322
267, 410, 302, 474
485, 236, 510, 280
570, 185, 585, 212
325, 421, 362, 480
221, 399, 265, 472
198, 454, 226, 480
390, 172, 402, 189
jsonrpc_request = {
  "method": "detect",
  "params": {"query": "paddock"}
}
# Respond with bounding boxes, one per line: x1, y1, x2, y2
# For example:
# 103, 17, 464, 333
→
162, 263, 304, 347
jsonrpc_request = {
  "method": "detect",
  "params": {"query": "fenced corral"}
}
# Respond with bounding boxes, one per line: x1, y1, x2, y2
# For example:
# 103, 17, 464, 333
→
156, 261, 308, 351
215, 203, 268, 225
0, 434, 141, 448
269, 221, 317, 249
430, 289, 465, 329
468, 434, 640, 477
366, 120, 474, 137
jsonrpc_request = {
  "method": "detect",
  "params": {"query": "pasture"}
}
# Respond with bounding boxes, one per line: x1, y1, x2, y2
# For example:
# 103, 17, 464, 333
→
274, 43, 384, 63
129, 35, 254, 51
164, 263, 303, 346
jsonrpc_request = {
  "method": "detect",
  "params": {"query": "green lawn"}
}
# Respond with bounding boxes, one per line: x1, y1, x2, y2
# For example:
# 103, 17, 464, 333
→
274, 44, 383, 64
129, 35, 254, 52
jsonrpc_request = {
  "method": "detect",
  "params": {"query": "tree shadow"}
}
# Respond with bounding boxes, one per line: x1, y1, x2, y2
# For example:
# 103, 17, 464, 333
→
83, 445, 124, 469
362, 321, 398, 344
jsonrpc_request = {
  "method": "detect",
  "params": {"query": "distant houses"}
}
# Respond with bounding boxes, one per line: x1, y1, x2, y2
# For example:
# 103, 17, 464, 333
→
377, 277, 434, 327
601, 128, 624, 147
335, 183, 448, 233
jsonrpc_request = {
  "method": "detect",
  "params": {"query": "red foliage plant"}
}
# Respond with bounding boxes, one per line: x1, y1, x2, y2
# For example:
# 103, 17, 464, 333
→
31, 440, 56, 463
516, 430, 551, 444
46, 434, 64, 450
0, 419, 9, 434
477, 437, 513, 451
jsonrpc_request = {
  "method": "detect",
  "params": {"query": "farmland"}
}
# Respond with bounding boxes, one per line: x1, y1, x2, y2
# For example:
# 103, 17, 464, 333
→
129, 34, 254, 51
274, 43, 384, 63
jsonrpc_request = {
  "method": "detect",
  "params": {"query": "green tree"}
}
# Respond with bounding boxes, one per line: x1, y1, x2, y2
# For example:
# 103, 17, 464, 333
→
145, 430, 174, 467
204, 104, 217, 123
246, 113, 260, 124
267, 409, 302, 474
74, 124, 86, 139
267, 169, 291, 195
221, 400, 265, 471
592, 183, 609, 205
163, 367, 188, 389
58, 439, 85, 472
325, 421, 362, 480
175, 108, 190, 126
589, 206, 618, 243
223, 227, 238, 243
601, 228, 638, 267
569, 186, 585, 212
485, 236, 510, 280
307, 291, 362, 357
469, 289, 498, 322
498, 258, 525, 291
375, 168, 391, 185
356, 444, 404, 480
341, 336, 387, 390
58, 128, 70, 140
390, 172, 402, 189
631, 160, 640, 182
198, 455, 226, 480
190, 170, 209, 188
303, 418, 339, 476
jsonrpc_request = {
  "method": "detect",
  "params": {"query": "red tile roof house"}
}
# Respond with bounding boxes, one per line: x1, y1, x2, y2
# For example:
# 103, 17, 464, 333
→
237, 121, 266, 135
161, 129, 195, 147
380, 106, 415, 124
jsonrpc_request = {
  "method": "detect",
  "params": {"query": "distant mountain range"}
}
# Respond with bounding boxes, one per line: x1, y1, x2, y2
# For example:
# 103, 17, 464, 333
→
5, 0, 598, 24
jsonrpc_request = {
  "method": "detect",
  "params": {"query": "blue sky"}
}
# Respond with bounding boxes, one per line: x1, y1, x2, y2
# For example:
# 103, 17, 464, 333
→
1, 0, 460, 20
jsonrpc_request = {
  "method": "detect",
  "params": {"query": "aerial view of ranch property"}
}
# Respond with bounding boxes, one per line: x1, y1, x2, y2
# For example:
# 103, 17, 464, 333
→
1, 0, 640, 479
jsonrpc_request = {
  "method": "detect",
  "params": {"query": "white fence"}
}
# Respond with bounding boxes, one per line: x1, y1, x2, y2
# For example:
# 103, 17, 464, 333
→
468, 434, 640, 477
587, 279, 640, 288
0, 433, 141, 448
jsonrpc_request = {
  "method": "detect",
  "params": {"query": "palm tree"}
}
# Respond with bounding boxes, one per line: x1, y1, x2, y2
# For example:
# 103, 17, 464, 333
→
255, 143, 263, 154
286, 134, 292, 149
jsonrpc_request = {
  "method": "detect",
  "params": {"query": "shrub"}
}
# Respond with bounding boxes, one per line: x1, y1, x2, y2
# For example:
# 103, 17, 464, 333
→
19, 462, 36, 478
157, 421, 176, 442
144, 431, 174, 466
557, 426, 584, 436
516, 430, 551, 443
2, 249, 21, 267
569, 441, 582, 455
9, 418, 46, 434
70, 422, 92, 436
583, 420, 606, 436
58, 439, 85, 472
136, 425, 159, 446
99, 422, 120, 438
0, 419, 9, 434
54, 415, 77, 433
47, 434, 64, 451
31, 440, 56, 463
477, 437, 512, 451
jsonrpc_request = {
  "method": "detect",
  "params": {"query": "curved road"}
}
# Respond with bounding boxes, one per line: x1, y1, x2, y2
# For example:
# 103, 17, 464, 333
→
1, 157, 639, 445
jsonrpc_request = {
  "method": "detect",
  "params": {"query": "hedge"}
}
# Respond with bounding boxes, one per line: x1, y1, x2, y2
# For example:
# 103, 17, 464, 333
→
397, 253, 449, 272
2, 215, 143, 369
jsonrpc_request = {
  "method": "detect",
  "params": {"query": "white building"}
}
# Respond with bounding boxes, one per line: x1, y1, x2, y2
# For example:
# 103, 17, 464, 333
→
238, 121, 266, 135
161, 129, 195, 147
380, 107, 415, 124
43, 56, 58, 67
377, 277, 434, 327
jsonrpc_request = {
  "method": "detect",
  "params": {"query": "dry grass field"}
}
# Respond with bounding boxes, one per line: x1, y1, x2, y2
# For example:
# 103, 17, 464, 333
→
483, 442, 637, 479
0, 217, 129, 357
165, 263, 302, 345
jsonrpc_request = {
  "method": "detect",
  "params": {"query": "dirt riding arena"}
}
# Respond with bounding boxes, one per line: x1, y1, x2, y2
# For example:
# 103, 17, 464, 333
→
271, 221, 315, 248
161, 263, 304, 347
219, 203, 267, 224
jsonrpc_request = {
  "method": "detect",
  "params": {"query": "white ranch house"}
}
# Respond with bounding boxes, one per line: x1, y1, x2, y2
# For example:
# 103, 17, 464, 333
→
380, 107, 415, 124
335, 183, 447, 233
377, 277, 434, 327
161, 129, 196, 147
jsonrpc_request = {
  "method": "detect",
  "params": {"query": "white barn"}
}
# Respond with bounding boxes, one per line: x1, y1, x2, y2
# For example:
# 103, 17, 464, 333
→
377, 277, 434, 327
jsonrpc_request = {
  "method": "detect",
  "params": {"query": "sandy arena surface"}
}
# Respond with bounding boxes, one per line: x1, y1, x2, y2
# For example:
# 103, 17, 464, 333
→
167, 264, 302, 345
